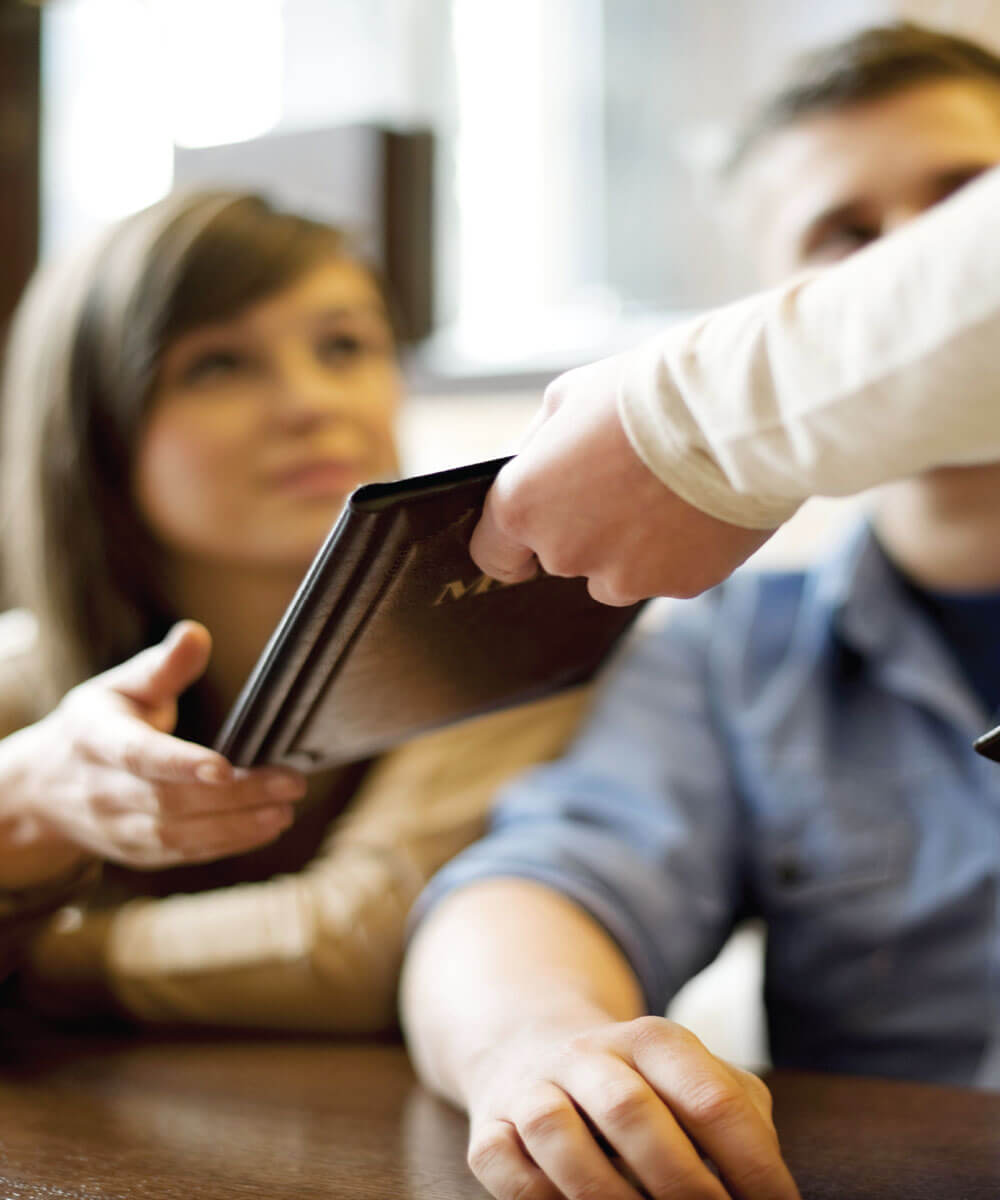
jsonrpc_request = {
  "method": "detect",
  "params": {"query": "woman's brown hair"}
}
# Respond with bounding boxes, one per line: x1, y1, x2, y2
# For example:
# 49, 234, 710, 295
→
0, 190, 375, 712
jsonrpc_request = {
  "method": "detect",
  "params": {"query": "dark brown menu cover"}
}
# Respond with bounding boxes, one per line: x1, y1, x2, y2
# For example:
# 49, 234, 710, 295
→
974, 723, 1000, 762
214, 458, 645, 770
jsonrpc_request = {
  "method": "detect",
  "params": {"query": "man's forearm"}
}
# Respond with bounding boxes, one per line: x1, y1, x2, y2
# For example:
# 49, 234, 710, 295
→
620, 166, 1000, 522
400, 878, 645, 1108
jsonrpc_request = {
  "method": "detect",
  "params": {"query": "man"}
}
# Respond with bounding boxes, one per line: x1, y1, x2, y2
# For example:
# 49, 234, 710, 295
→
403, 25, 1000, 1200
470, 28, 1000, 607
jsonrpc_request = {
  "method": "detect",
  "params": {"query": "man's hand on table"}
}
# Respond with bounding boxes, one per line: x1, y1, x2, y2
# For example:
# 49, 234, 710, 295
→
463, 1013, 800, 1200
470, 356, 773, 605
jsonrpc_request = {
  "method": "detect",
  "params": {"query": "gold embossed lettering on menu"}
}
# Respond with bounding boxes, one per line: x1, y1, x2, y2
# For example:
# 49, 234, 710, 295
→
433, 573, 518, 606
215, 458, 645, 775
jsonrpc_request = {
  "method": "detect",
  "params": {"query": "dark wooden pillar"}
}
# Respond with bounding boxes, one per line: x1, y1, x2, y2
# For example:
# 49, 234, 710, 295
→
0, 2, 41, 337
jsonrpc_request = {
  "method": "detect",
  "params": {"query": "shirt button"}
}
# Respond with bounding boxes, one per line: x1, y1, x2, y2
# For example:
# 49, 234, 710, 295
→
776, 857, 806, 886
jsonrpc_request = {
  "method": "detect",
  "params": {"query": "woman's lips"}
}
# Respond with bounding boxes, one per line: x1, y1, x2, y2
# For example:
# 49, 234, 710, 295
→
267, 459, 370, 498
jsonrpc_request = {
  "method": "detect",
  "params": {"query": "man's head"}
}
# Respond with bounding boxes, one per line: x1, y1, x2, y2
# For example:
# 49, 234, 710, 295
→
726, 22, 1000, 283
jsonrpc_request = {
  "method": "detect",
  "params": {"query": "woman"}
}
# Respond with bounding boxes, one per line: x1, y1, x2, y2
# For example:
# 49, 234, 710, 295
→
0, 190, 586, 1028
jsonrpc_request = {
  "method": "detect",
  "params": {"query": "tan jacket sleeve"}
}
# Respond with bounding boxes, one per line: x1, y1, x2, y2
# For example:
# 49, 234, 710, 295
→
618, 166, 1000, 529
0, 863, 101, 987
0, 611, 93, 986
25, 688, 591, 1031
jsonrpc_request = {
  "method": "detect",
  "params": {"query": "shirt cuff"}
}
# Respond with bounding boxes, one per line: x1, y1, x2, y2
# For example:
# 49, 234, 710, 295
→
616, 334, 799, 531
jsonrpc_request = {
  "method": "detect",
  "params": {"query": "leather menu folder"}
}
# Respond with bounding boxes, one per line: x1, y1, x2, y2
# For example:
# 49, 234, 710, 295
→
214, 458, 645, 770
974, 723, 1000, 762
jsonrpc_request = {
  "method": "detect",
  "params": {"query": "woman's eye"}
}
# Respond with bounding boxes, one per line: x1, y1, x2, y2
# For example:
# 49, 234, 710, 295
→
182, 349, 248, 384
317, 333, 365, 363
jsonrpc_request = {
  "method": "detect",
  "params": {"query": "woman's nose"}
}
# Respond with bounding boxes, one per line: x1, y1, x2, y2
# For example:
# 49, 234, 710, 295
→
268, 363, 345, 432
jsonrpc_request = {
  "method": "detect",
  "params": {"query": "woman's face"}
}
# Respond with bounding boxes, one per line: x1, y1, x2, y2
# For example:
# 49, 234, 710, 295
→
135, 258, 401, 570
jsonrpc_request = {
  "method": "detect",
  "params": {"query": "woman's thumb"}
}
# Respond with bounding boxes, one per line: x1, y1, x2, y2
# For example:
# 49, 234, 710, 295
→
103, 621, 212, 709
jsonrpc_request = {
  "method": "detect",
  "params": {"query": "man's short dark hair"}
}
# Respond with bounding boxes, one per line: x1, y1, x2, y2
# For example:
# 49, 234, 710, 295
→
725, 22, 1000, 175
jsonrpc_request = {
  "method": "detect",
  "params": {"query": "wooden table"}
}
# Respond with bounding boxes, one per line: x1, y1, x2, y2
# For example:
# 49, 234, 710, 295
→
1, 1031, 999, 1198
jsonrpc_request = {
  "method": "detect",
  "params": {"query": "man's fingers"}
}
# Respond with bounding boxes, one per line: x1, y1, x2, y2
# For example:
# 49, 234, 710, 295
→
632, 1024, 800, 1200
506, 1082, 645, 1200
516, 404, 549, 452
469, 481, 539, 584
586, 574, 644, 608
726, 1065, 775, 1126
516, 386, 561, 451
102, 621, 212, 711
559, 1054, 730, 1199
467, 1118, 563, 1200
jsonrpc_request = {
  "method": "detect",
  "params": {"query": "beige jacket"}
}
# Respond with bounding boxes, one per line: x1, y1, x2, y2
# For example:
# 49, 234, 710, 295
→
619, 166, 1000, 529
0, 613, 589, 1030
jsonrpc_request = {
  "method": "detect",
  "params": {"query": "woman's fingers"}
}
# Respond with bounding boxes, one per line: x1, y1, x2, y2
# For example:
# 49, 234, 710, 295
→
81, 709, 235, 785
33, 632, 309, 870
154, 804, 295, 862
103, 803, 294, 868
161, 768, 306, 814
90, 766, 306, 820
78, 707, 304, 801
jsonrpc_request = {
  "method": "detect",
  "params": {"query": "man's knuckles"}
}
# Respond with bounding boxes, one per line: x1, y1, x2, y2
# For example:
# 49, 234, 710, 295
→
515, 1091, 580, 1144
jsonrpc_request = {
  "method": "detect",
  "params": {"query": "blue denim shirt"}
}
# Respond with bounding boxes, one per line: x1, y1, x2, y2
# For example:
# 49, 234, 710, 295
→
414, 523, 1000, 1086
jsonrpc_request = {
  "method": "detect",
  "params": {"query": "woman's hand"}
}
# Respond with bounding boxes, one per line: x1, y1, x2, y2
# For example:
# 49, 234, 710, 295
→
3, 621, 304, 876
464, 1014, 799, 1200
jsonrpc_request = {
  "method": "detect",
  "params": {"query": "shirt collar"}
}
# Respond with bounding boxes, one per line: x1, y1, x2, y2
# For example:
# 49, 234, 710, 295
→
812, 520, 989, 736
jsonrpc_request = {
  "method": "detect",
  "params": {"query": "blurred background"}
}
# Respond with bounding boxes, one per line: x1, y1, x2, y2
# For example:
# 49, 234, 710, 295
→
1, 0, 996, 477
3, 1, 998, 405
2, 0, 999, 1065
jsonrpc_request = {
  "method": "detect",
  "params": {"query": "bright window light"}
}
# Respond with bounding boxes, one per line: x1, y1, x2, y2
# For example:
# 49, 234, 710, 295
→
449, 0, 606, 363
42, 0, 174, 252
42, 0, 285, 256
151, 0, 284, 149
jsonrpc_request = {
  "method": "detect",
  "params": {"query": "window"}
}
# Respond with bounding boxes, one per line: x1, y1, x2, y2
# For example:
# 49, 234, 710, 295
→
42, 0, 1000, 379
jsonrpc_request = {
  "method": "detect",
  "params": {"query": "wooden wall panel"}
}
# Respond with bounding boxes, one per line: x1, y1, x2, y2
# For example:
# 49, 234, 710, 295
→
174, 124, 435, 343
0, 3, 40, 338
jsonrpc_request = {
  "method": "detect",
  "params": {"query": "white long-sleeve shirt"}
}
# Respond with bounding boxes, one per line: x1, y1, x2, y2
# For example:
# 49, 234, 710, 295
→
619, 166, 1000, 529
